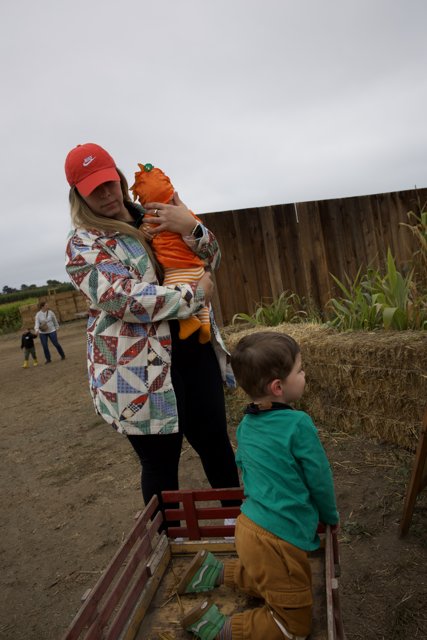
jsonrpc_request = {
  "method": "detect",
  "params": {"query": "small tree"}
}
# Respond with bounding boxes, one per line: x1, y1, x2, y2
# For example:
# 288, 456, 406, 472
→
2, 286, 17, 294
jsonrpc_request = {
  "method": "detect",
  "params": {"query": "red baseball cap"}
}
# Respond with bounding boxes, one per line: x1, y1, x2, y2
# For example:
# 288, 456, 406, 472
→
65, 143, 120, 196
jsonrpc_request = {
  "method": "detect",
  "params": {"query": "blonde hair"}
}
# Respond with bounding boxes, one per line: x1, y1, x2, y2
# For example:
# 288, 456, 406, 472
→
68, 168, 162, 279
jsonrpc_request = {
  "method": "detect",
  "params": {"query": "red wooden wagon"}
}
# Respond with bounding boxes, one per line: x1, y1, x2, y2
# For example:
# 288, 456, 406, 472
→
63, 488, 346, 640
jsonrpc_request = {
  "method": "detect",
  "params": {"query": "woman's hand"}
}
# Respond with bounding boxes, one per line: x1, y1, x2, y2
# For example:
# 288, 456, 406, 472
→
143, 192, 196, 236
196, 271, 214, 305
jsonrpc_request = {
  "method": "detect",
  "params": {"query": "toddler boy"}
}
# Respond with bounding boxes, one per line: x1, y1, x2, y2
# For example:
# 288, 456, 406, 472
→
178, 331, 339, 640
21, 327, 38, 368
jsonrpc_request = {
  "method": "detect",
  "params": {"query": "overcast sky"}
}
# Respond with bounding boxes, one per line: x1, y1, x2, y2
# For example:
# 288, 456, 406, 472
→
1, 0, 426, 290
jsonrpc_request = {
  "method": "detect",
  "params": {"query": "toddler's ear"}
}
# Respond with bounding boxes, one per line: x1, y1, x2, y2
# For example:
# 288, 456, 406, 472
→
269, 379, 283, 397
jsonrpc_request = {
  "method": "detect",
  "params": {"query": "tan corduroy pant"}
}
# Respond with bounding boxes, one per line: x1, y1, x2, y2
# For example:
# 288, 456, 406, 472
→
223, 513, 312, 640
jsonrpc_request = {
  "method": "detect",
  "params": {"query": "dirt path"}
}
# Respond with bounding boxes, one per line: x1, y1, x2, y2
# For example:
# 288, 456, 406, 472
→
0, 320, 426, 639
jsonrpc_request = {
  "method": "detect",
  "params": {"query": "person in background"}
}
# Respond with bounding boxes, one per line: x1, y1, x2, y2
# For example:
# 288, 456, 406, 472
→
178, 331, 339, 640
64, 142, 240, 520
34, 301, 66, 364
131, 162, 211, 343
21, 327, 38, 368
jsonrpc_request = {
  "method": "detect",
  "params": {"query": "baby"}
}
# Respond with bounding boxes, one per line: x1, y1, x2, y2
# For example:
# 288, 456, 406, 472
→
132, 163, 210, 343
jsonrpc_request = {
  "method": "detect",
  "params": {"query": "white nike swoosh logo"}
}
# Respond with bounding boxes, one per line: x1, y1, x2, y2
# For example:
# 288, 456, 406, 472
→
82, 156, 95, 167
193, 620, 209, 633
192, 565, 208, 588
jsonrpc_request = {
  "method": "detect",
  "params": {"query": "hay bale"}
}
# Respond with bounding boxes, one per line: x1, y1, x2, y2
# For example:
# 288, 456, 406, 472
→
48, 291, 76, 322
19, 303, 38, 328
60, 311, 79, 322
225, 324, 427, 450
57, 303, 78, 318
73, 291, 90, 311
51, 291, 74, 301
74, 291, 90, 312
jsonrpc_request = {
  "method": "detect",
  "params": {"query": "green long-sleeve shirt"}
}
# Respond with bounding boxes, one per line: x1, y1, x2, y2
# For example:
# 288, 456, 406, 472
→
236, 403, 339, 551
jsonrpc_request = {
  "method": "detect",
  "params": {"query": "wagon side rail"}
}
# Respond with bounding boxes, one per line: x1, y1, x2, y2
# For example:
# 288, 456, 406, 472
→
61, 496, 165, 640
162, 487, 243, 540
324, 525, 346, 640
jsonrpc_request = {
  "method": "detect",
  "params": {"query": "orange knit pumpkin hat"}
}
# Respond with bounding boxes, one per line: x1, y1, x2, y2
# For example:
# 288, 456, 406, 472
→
131, 163, 175, 205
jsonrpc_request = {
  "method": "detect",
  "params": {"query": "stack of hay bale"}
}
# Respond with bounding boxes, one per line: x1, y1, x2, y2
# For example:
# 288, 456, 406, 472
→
19, 291, 89, 327
54, 290, 88, 322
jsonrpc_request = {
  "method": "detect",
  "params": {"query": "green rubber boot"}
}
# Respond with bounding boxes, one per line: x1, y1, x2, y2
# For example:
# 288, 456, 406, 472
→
176, 550, 223, 595
182, 600, 227, 640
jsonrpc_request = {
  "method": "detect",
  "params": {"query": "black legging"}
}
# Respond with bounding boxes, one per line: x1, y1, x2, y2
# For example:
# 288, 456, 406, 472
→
127, 320, 240, 511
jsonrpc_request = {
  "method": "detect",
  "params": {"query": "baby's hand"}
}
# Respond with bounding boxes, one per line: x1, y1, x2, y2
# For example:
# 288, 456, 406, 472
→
139, 221, 156, 242
197, 271, 214, 305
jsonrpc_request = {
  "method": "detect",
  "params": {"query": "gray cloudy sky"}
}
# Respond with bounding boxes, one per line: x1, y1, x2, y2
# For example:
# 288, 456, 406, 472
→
1, 0, 426, 289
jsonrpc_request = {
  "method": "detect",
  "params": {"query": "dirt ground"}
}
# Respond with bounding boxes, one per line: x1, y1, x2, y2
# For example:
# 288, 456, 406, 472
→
1, 320, 426, 640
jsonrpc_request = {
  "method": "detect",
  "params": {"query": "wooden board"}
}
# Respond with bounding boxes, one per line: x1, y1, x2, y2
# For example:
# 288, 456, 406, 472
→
399, 409, 427, 537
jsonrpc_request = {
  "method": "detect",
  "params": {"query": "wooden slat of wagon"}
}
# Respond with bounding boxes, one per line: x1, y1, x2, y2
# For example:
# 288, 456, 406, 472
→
106, 535, 170, 640
166, 510, 241, 539
399, 409, 427, 537
325, 527, 335, 640
62, 496, 160, 640
84, 534, 153, 640
163, 487, 243, 540
331, 534, 345, 640
164, 487, 244, 503
324, 527, 346, 640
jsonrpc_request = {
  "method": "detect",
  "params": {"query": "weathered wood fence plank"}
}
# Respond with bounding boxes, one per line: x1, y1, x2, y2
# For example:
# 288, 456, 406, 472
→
203, 187, 426, 325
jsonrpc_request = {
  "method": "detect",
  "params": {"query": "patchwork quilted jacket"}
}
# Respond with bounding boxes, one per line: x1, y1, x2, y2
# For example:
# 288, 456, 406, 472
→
65, 224, 226, 435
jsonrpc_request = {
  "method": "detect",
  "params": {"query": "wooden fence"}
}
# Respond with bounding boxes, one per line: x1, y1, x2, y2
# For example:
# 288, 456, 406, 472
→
201, 187, 427, 326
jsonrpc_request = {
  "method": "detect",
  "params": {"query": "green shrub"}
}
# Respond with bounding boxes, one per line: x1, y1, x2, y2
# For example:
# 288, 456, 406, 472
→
327, 266, 381, 330
370, 249, 415, 330
327, 249, 427, 330
232, 291, 307, 327
0, 304, 22, 334
0, 298, 39, 334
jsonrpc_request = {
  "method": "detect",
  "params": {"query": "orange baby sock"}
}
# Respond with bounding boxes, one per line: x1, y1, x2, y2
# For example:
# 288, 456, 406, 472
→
198, 323, 211, 344
179, 316, 202, 340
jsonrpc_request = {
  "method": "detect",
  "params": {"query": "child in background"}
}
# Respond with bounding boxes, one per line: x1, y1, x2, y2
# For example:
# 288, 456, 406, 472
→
21, 328, 38, 368
177, 331, 339, 640
131, 163, 211, 344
